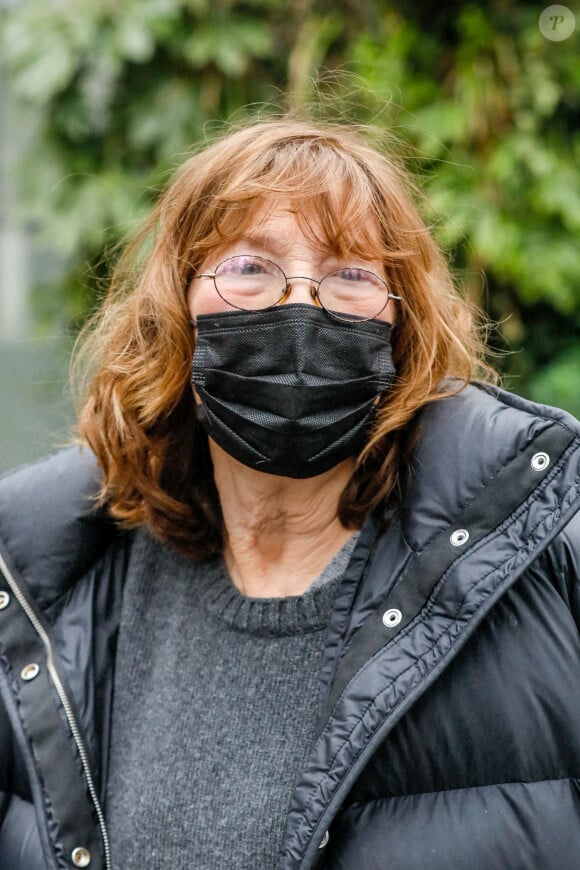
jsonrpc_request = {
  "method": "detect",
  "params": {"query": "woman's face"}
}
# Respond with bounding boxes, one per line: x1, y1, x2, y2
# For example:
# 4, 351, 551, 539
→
187, 205, 397, 324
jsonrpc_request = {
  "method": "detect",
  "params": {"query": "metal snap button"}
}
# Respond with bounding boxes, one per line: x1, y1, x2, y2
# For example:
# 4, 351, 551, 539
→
382, 608, 403, 628
531, 451, 550, 471
450, 528, 469, 547
318, 830, 330, 849
0, 591, 9, 610
71, 847, 91, 867
21, 663, 40, 681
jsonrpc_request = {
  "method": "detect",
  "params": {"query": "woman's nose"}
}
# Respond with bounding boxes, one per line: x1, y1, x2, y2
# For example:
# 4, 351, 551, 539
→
281, 278, 321, 306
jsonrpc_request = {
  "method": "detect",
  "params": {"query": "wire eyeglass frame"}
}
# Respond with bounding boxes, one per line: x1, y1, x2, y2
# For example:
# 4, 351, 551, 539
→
193, 255, 402, 323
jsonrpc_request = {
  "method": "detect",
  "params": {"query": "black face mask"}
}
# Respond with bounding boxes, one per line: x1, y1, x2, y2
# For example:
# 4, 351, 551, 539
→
191, 303, 396, 478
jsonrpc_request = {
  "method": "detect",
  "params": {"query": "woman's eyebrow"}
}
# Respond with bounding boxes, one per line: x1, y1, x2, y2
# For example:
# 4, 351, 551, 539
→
236, 232, 291, 257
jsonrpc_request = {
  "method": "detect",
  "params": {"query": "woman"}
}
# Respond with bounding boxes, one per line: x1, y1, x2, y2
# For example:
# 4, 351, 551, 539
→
0, 117, 579, 870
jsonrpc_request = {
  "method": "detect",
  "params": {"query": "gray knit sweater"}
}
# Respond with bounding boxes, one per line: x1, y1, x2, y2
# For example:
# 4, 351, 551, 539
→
106, 529, 357, 869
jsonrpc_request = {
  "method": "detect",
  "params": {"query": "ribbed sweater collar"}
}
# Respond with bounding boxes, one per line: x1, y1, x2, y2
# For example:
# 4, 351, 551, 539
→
194, 533, 359, 637
195, 560, 338, 636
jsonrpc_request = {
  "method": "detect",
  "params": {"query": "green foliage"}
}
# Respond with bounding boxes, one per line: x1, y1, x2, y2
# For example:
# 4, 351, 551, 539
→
529, 348, 580, 414
350, 3, 580, 411
1, 0, 579, 411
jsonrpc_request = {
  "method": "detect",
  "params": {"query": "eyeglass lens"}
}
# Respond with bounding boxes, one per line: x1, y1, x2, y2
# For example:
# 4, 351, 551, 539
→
213, 255, 391, 321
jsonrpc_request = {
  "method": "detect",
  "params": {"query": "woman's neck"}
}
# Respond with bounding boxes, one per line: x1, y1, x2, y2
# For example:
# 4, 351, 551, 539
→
209, 441, 356, 598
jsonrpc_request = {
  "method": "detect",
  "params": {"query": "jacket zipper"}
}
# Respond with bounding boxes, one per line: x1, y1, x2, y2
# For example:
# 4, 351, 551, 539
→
0, 551, 111, 870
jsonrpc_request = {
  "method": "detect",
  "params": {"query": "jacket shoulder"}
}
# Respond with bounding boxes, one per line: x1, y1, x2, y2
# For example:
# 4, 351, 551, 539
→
0, 447, 118, 606
421, 382, 580, 448
403, 383, 580, 551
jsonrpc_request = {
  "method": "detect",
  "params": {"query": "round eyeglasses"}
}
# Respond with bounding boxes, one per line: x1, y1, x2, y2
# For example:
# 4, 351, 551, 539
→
192, 255, 402, 323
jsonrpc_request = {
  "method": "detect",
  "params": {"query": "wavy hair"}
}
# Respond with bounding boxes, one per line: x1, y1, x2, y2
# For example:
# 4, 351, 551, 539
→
73, 116, 496, 558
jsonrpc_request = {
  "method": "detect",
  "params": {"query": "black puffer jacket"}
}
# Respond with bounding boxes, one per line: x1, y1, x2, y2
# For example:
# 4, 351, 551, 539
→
1, 384, 579, 870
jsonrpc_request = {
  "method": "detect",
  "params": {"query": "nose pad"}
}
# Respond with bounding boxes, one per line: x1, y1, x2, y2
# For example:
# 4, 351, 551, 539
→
310, 286, 321, 306
281, 281, 322, 307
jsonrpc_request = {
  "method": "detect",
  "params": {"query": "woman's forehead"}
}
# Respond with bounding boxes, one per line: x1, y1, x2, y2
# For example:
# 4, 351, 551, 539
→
234, 203, 317, 249
224, 196, 384, 258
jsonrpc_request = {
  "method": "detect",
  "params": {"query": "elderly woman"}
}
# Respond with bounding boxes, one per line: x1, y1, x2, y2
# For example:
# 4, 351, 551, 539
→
0, 118, 579, 870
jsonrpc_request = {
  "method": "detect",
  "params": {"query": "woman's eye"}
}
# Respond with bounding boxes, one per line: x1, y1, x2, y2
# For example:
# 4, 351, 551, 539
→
337, 268, 366, 281
239, 262, 264, 275
221, 256, 268, 277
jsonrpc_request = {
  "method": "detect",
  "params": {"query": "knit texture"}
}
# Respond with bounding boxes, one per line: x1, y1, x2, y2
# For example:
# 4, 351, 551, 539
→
106, 529, 358, 869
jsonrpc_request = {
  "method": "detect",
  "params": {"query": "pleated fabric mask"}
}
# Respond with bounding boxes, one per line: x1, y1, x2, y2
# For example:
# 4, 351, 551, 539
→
191, 303, 396, 478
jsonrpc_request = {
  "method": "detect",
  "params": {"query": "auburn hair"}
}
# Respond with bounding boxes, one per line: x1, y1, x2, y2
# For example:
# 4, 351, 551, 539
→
73, 116, 495, 558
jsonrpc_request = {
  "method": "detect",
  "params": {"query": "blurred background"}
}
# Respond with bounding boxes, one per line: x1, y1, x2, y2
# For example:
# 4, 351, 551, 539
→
1, 0, 579, 472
